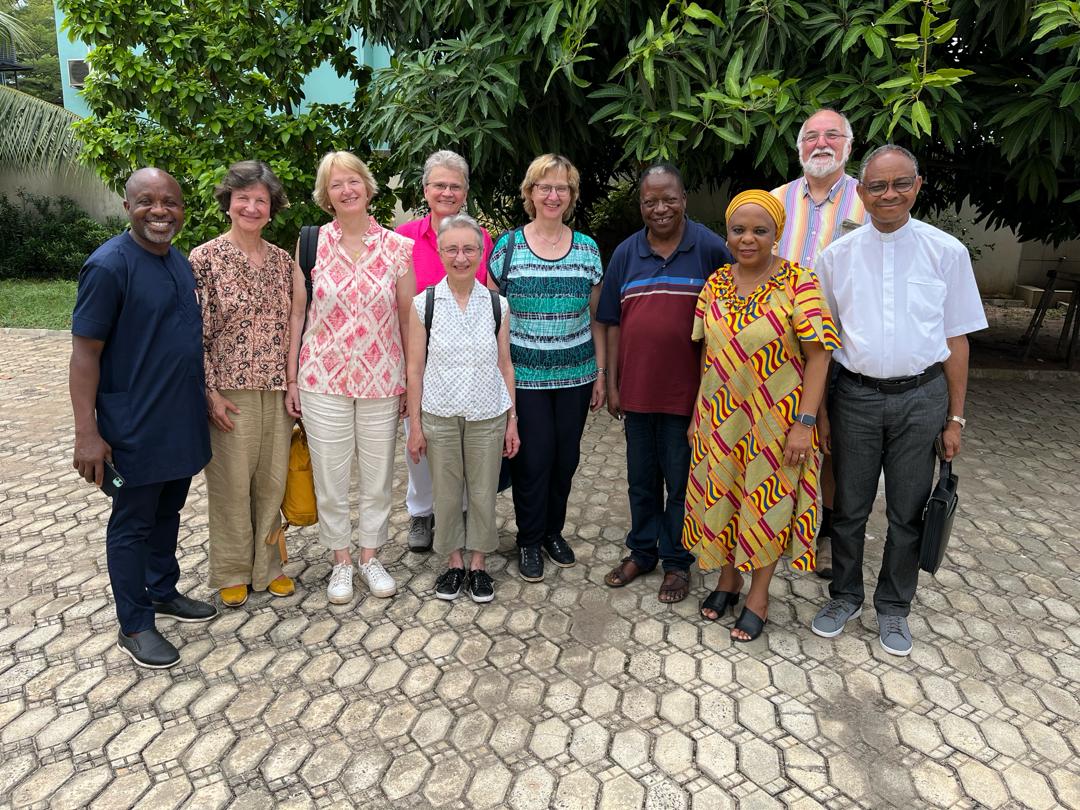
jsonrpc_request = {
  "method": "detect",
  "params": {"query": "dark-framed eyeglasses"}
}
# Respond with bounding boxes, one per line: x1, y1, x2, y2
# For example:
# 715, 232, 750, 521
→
862, 176, 918, 196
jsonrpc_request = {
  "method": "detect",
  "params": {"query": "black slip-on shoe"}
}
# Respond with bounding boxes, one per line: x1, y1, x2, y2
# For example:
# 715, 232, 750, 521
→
542, 534, 576, 567
116, 627, 180, 669
518, 545, 544, 582
152, 594, 218, 623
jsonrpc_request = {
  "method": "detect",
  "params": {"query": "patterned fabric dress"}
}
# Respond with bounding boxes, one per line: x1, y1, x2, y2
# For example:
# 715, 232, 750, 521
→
682, 260, 840, 573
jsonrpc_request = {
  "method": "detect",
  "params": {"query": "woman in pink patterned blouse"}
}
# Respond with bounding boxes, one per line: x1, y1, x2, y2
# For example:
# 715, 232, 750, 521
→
190, 160, 300, 608
285, 151, 416, 606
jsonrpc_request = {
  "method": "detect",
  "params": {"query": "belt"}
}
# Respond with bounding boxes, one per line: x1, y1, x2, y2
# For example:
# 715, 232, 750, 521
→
839, 363, 943, 394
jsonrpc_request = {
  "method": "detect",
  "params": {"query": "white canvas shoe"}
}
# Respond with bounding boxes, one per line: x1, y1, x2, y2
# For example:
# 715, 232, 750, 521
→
359, 558, 397, 598
326, 562, 354, 604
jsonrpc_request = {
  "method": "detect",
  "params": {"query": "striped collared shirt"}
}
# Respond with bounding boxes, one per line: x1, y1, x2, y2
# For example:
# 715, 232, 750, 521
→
771, 174, 866, 269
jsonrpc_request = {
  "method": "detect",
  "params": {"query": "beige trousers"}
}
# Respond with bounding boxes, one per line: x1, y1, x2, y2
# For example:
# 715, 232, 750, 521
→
423, 411, 506, 555
206, 389, 293, 590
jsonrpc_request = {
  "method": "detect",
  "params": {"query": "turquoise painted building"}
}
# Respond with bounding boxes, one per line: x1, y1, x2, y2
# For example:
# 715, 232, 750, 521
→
52, 8, 390, 118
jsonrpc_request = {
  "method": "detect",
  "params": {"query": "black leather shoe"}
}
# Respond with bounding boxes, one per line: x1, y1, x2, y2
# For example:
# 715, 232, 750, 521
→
542, 534, 576, 567
518, 545, 544, 582
153, 594, 218, 623
116, 628, 180, 669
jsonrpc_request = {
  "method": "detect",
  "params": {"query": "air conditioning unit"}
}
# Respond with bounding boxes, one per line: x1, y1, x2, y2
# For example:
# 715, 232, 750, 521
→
68, 59, 90, 89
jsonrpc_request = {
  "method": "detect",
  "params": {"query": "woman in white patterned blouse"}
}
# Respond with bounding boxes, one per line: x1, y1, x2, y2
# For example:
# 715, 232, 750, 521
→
405, 214, 520, 603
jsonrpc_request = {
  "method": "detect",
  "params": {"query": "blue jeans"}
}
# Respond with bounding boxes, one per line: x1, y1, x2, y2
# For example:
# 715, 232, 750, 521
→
623, 412, 695, 572
829, 372, 947, 616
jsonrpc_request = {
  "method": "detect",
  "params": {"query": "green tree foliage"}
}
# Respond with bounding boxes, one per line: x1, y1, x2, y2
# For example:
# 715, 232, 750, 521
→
351, 0, 1080, 243
5, 0, 64, 105
56, 0, 395, 250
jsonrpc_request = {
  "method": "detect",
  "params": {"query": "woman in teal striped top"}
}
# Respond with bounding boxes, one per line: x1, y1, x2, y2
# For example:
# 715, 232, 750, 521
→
489, 153, 607, 584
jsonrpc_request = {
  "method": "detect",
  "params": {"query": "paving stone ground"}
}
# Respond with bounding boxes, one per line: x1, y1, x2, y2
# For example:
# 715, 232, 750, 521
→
1, 328, 1079, 810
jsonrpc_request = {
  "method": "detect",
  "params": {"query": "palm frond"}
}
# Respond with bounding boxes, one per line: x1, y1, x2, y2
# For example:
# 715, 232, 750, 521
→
0, 10, 33, 51
0, 85, 83, 172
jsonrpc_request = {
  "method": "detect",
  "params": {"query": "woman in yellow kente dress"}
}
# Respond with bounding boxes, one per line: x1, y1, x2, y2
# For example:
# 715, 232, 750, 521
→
683, 190, 839, 641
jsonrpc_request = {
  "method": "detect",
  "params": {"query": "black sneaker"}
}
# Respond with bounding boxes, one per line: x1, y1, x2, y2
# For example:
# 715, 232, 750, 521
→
152, 594, 218, 623
408, 514, 434, 552
435, 567, 466, 600
467, 569, 495, 603
542, 534, 576, 567
116, 628, 180, 669
518, 545, 544, 582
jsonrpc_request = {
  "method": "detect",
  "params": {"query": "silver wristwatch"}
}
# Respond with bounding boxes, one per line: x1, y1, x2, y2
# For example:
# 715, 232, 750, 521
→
794, 413, 817, 427
947, 415, 966, 429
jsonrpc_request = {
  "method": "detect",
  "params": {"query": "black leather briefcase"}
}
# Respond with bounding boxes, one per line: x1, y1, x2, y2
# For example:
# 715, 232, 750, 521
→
919, 459, 958, 575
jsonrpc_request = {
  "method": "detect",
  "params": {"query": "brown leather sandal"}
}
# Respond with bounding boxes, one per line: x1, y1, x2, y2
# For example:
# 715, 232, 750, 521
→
604, 557, 646, 587
658, 569, 690, 603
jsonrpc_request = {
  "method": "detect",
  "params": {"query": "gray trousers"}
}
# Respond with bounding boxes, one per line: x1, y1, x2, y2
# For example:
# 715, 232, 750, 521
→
829, 372, 947, 616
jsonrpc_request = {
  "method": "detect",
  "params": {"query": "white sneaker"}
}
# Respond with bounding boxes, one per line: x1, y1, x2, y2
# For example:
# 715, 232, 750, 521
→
359, 558, 397, 598
327, 563, 354, 604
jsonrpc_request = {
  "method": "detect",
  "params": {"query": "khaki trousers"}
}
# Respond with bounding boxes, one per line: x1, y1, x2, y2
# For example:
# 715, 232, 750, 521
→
206, 389, 293, 590
423, 411, 506, 555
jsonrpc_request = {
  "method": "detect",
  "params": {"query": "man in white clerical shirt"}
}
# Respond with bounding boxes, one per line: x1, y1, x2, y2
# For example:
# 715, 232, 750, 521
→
809, 145, 987, 657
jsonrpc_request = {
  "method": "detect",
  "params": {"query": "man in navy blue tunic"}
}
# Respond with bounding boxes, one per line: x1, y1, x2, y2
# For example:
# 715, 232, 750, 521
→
69, 167, 216, 669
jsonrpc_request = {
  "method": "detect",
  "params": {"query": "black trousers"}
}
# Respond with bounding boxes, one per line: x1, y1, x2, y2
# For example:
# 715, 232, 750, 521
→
106, 477, 191, 634
510, 383, 592, 548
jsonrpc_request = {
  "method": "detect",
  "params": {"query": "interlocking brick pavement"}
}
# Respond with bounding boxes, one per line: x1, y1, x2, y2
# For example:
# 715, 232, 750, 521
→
1, 328, 1078, 809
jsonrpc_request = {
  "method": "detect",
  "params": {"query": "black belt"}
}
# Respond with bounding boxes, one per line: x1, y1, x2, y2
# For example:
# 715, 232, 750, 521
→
839, 363, 943, 394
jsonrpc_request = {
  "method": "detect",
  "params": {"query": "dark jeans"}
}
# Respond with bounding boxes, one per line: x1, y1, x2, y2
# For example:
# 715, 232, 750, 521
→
106, 477, 191, 634
511, 383, 592, 548
623, 411, 695, 572
829, 372, 947, 616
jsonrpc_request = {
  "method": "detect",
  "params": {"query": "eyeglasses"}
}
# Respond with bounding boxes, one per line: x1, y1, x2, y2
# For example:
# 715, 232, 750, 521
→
800, 130, 851, 144
862, 176, 917, 196
427, 181, 465, 194
439, 245, 481, 258
534, 183, 571, 197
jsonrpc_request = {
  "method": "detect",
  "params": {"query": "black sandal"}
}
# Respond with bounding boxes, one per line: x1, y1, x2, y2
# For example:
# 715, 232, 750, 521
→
700, 590, 740, 622
731, 606, 768, 642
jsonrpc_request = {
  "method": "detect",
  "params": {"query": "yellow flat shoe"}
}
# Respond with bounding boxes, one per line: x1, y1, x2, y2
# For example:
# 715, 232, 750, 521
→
268, 575, 295, 598
220, 585, 248, 607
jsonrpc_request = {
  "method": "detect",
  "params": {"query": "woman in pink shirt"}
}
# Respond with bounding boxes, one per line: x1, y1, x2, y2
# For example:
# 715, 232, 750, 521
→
395, 150, 495, 553
285, 151, 416, 605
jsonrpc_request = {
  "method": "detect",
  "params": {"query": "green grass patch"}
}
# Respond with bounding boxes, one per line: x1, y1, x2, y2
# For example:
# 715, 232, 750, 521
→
0, 279, 77, 330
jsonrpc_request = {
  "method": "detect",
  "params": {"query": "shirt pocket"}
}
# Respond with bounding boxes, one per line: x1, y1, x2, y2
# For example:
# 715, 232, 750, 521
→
906, 278, 947, 337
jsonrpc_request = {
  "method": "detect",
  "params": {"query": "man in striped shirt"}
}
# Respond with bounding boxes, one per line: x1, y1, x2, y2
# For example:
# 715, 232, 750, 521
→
771, 108, 867, 579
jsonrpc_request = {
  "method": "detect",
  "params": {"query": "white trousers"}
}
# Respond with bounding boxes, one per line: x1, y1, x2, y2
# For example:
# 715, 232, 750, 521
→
403, 416, 434, 518
300, 391, 398, 551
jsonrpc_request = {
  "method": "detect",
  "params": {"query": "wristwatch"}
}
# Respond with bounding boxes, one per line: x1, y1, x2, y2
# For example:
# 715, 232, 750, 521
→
794, 413, 817, 427
947, 415, 966, 429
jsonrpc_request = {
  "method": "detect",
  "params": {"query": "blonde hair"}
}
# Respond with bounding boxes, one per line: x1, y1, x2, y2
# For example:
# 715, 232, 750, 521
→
520, 153, 580, 221
312, 151, 378, 214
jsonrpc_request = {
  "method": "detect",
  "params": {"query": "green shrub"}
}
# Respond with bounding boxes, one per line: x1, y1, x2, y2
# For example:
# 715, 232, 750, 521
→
0, 191, 125, 280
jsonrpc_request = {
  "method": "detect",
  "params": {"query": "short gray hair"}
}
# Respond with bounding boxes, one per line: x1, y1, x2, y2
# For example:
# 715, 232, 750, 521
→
859, 144, 919, 181
437, 213, 484, 246
797, 108, 854, 142
423, 150, 470, 189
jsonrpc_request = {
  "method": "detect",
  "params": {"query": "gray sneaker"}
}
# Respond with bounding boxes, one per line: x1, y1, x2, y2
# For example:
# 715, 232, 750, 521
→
408, 514, 434, 552
878, 613, 913, 656
811, 598, 862, 638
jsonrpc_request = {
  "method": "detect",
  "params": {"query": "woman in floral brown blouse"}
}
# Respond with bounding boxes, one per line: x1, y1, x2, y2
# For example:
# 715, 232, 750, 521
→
190, 160, 301, 607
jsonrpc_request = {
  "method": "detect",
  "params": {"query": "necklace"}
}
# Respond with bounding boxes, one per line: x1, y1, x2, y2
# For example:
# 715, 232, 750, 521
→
733, 260, 778, 295
530, 223, 566, 248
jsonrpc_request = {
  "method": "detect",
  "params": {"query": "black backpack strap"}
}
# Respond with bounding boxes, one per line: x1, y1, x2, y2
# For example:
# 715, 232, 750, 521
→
299, 224, 319, 306
492, 227, 520, 296
489, 288, 501, 335
424, 285, 435, 355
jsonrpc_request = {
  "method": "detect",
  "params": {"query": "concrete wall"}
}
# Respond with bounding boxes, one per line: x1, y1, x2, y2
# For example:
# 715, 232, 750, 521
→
0, 167, 124, 222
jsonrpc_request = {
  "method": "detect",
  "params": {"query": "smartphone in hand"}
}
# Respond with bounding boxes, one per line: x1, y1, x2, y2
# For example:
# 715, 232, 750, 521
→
101, 460, 125, 497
